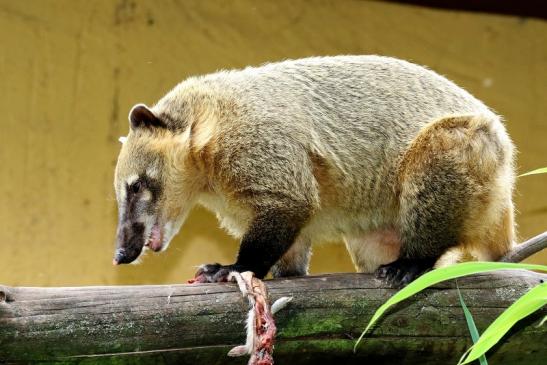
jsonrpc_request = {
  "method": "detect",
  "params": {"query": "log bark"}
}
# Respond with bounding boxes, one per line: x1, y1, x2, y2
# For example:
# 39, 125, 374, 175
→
1, 271, 546, 365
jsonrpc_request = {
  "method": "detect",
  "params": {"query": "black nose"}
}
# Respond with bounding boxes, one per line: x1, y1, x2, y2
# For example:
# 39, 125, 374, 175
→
113, 245, 143, 264
114, 222, 145, 265
113, 248, 129, 265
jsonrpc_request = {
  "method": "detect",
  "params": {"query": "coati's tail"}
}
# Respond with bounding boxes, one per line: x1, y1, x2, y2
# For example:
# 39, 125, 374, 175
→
397, 113, 516, 268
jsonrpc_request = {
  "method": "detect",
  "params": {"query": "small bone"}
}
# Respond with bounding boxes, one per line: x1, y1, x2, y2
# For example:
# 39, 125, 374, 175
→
227, 345, 249, 357
271, 296, 293, 315
229, 271, 251, 298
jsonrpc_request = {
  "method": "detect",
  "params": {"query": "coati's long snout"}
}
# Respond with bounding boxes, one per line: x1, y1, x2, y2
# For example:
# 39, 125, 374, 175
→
114, 221, 164, 264
113, 222, 146, 265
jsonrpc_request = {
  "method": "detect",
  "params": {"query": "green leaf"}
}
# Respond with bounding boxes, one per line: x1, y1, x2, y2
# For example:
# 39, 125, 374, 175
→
458, 282, 547, 364
354, 262, 547, 352
518, 167, 547, 177
457, 284, 488, 365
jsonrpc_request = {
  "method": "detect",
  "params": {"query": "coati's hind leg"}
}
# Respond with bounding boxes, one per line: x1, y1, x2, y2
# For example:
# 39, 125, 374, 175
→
377, 114, 515, 286
271, 237, 311, 278
376, 158, 469, 285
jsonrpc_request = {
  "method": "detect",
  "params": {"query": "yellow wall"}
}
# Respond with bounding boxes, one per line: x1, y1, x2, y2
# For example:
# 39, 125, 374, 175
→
1, 0, 546, 286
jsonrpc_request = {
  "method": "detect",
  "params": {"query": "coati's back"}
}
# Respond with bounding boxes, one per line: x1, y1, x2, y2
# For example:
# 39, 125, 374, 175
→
166, 56, 499, 213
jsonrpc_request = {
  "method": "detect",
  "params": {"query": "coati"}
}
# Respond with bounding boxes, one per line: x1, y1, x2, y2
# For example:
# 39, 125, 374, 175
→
113, 55, 516, 286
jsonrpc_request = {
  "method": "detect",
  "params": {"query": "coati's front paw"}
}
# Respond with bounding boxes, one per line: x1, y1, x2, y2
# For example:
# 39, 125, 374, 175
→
375, 258, 435, 287
189, 263, 244, 283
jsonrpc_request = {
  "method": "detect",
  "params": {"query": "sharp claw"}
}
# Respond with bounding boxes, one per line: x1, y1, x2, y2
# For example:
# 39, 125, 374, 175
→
401, 272, 414, 286
375, 265, 391, 279
376, 258, 435, 287
189, 263, 240, 284
375, 267, 386, 279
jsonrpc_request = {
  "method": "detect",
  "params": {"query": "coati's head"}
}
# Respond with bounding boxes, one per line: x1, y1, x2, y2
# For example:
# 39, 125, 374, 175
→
113, 103, 204, 265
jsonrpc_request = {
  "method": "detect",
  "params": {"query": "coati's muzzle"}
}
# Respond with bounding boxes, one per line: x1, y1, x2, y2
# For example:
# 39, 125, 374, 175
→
113, 222, 163, 265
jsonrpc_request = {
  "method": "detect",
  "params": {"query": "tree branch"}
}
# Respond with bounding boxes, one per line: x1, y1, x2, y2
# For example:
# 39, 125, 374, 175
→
500, 231, 547, 263
1, 271, 545, 364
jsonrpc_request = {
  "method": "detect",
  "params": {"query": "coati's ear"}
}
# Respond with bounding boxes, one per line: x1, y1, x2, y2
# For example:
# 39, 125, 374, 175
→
129, 104, 167, 131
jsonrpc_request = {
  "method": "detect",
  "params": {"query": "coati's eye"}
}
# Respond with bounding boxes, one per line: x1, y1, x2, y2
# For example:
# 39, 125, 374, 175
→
130, 181, 142, 194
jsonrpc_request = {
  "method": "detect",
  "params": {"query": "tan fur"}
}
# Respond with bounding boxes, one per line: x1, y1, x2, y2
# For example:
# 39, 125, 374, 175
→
397, 114, 515, 265
114, 56, 516, 276
465, 205, 515, 261
434, 247, 464, 268
398, 115, 506, 185
308, 151, 339, 207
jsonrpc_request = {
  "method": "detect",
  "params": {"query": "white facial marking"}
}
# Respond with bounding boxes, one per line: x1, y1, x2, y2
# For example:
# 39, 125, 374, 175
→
141, 190, 152, 201
126, 174, 139, 186
118, 136, 127, 144
119, 186, 127, 202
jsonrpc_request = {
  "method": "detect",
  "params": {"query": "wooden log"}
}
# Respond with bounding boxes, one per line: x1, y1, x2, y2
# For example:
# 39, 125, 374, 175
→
1, 271, 546, 365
